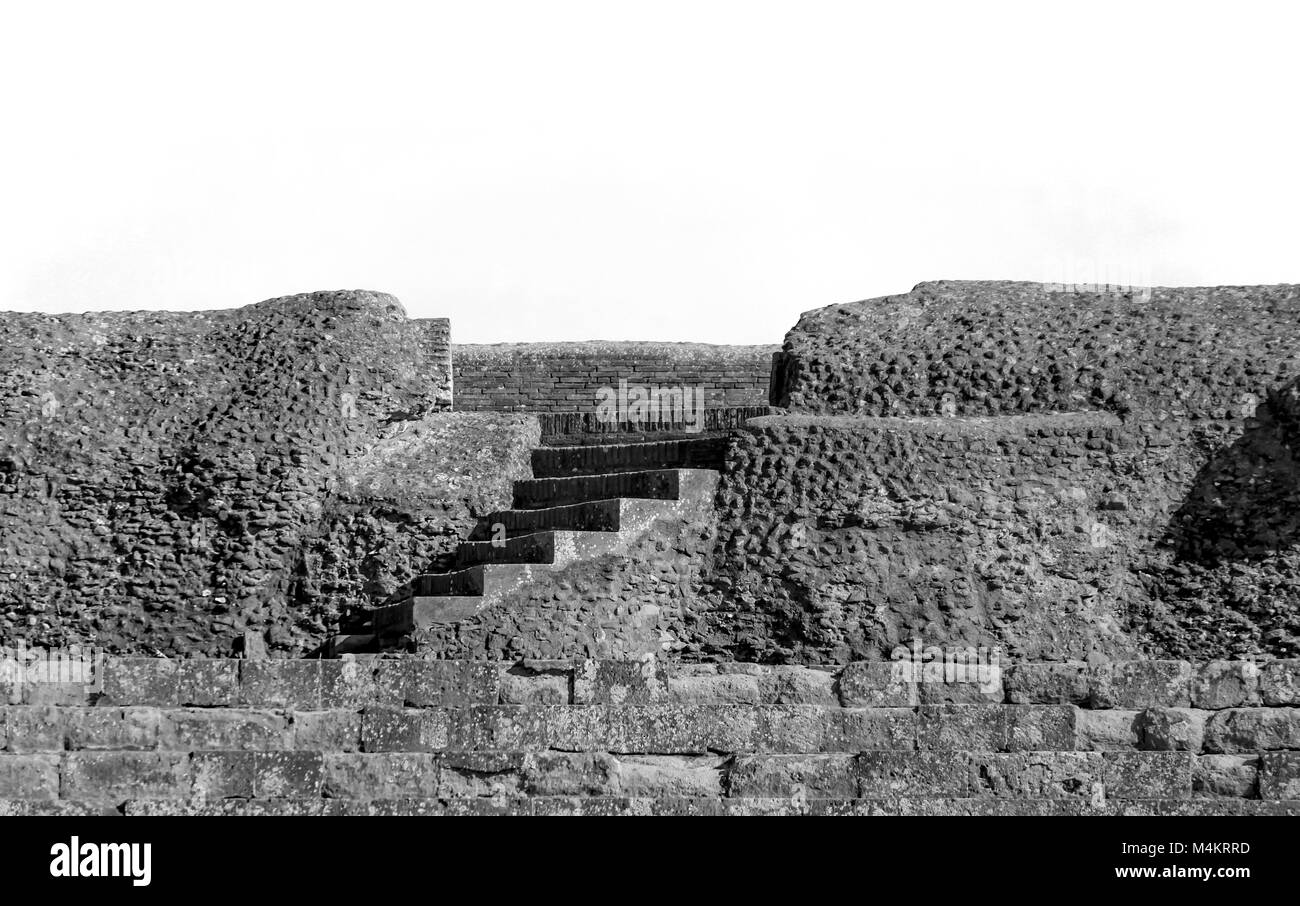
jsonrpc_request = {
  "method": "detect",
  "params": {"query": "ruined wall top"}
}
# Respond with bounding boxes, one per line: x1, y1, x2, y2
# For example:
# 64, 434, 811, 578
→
774, 280, 1300, 419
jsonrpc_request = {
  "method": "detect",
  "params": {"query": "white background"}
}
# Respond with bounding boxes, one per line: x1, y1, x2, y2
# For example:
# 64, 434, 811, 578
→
1, 0, 1296, 343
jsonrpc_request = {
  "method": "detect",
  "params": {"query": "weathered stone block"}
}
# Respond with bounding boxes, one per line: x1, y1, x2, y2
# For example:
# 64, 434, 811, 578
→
439, 751, 526, 797
607, 705, 756, 755
760, 666, 839, 706
541, 705, 609, 751
640, 795, 725, 816
1259, 751, 1300, 800
360, 706, 449, 752
239, 660, 320, 710
523, 751, 620, 796
531, 796, 638, 816
667, 669, 762, 705
917, 704, 1003, 751
292, 710, 361, 752
124, 798, 362, 817
1203, 708, 1300, 753
1090, 661, 1192, 709
321, 752, 436, 799
858, 751, 971, 797
970, 752, 1103, 800
101, 658, 178, 706
62, 751, 192, 801
887, 797, 1101, 816
718, 797, 811, 816
1137, 708, 1206, 752
574, 658, 666, 705
837, 661, 917, 707
615, 755, 726, 798
1191, 660, 1260, 710
0, 753, 59, 800
376, 660, 498, 707
320, 659, 387, 709
65, 707, 160, 751
1260, 660, 1300, 706
2, 705, 66, 753
191, 751, 255, 799
449, 705, 548, 751
158, 709, 290, 751
1075, 709, 1140, 750
916, 664, 1004, 705
498, 663, 571, 705
1004, 663, 1089, 704
1193, 754, 1259, 798
254, 751, 324, 798
1102, 751, 1192, 799
24, 683, 91, 706
176, 660, 240, 707
0, 798, 118, 816
729, 754, 858, 798
839, 708, 917, 751
752, 706, 843, 753
1004, 705, 1076, 751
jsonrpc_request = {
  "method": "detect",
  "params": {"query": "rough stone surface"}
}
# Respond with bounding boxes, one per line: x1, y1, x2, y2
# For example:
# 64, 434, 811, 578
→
695, 410, 1300, 662
0, 291, 552, 656
774, 280, 1300, 419
1, 657, 1294, 813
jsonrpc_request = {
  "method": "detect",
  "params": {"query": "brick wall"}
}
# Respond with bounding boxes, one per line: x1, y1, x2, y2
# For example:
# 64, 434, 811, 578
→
2, 656, 1297, 815
453, 342, 779, 412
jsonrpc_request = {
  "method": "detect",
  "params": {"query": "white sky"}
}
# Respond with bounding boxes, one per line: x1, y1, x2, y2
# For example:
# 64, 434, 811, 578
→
2, 1, 1297, 343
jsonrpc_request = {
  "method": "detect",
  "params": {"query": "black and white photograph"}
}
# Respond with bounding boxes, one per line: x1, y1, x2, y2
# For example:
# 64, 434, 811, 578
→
0, 0, 1294, 886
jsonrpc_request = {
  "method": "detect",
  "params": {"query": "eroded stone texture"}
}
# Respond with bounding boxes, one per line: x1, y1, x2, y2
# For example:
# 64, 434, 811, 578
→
734, 281, 1300, 663
2, 657, 1296, 813
696, 410, 1300, 662
0, 291, 546, 656
774, 280, 1300, 419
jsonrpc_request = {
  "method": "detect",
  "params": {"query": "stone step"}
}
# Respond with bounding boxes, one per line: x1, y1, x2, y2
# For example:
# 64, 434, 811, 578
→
513, 468, 684, 510
530, 436, 727, 478
403, 564, 488, 597
454, 531, 559, 567
467, 498, 624, 540
323, 633, 378, 656
453, 529, 622, 568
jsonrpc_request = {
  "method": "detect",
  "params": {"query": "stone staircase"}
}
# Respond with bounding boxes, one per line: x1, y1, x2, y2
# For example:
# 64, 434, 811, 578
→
332, 436, 726, 655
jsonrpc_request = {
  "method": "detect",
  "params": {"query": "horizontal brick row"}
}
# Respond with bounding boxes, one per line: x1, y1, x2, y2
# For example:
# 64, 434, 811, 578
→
6, 704, 1298, 757
3, 750, 1297, 805
6, 796, 1298, 817
5, 657, 1299, 711
451, 342, 777, 412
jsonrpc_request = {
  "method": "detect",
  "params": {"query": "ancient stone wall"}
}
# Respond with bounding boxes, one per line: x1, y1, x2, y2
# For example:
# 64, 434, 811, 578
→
697, 410, 1300, 664
741, 281, 1300, 665
774, 281, 1300, 418
453, 342, 778, 412
0, 292, 535, 657
3, 655, 1297, 815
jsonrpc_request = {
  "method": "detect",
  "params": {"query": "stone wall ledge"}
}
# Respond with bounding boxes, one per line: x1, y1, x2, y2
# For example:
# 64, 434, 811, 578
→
3, 657, 1297, 710
3, 797, 1298, 817
0, 749, 1296, 806
743, 412, 1126, 435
